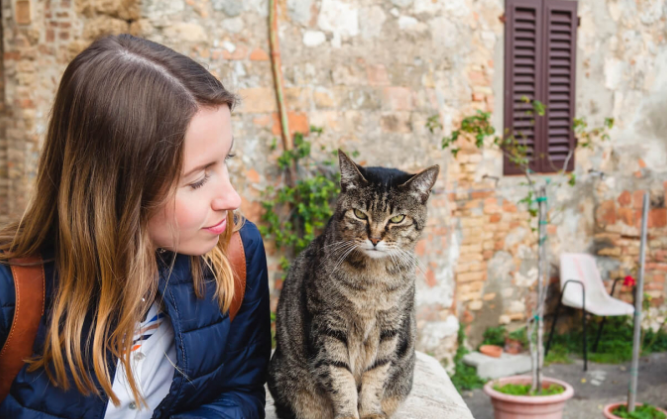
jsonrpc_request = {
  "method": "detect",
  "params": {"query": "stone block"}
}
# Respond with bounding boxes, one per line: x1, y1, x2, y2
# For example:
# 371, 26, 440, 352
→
382, 86, 414, 111
618, 190, 632, 207
287, 0, 314, 25
360, 6, 387, 39
271, 112, 309, 137
633, 190, 646, 209
367, 64, 390, 86
649, 208, 667, 228
94, 0, 140, 20
265, 352, 474, 419
284, 87, 312, 112
380, 112, 411, 133
617, 207, 635, 226
303, 30, 326, 47
462, 351, 532, 379
596, 200, 616, 226
212, 0, 243, 16
83, 16, 130, 40
16, 0, 31, 24
237, 88, 277, 113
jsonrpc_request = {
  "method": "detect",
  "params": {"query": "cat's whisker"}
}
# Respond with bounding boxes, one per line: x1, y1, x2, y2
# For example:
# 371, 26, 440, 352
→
329, 242, 356, 267
324, 240, 353, 250
329, 241, 357, 258
331, 244, 359, 276
394, 247, 427, 278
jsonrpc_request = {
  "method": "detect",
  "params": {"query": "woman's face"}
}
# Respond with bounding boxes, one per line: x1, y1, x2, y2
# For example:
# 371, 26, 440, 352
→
148, 105, 241, 255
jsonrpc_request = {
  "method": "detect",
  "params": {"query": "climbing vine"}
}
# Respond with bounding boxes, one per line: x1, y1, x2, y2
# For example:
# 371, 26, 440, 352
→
427, 96, 614, 218
258, 127, 358, 276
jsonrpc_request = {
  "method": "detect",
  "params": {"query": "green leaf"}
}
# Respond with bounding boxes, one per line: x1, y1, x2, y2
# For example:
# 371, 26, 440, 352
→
568, 173, 576, 187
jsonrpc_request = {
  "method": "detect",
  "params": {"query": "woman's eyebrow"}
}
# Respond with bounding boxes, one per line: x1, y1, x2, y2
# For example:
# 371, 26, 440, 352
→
183, 137, 235, 178
183, 162, 214, 178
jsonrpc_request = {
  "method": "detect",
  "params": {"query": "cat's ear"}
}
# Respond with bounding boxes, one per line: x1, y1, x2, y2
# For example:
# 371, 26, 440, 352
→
338, 149, 367, 192
399, 165, 440, 203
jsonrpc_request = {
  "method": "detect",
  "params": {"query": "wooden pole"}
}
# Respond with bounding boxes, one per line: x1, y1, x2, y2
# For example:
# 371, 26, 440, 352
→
269, 0, 297, 187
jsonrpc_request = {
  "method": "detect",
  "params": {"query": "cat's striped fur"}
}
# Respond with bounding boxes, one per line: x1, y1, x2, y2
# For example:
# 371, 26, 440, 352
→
268, 151, 439, 419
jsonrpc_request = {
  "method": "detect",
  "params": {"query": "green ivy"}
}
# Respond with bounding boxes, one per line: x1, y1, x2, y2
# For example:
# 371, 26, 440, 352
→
259, 127, 353, 276
448, 327, 487, 392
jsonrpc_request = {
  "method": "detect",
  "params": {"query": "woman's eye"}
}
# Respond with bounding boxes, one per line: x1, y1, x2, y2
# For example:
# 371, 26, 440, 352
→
353, 209, 367, 220
390, 215, 405, 223
225, 153, 236, 161
190, 173, 210, 190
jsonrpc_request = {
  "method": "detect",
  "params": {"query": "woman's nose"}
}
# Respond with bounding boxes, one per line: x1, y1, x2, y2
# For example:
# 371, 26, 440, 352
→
212, 181, 241, 212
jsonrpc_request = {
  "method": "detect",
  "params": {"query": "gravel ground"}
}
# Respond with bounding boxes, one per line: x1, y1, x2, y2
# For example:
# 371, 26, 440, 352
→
462, 352, 667, 419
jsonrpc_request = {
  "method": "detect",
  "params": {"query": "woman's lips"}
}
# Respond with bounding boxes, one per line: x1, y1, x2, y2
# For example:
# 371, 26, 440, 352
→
204, 218, 227, 235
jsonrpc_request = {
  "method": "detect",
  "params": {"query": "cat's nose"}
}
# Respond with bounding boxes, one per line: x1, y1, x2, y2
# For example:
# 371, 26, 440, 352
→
369, 237, 381, 246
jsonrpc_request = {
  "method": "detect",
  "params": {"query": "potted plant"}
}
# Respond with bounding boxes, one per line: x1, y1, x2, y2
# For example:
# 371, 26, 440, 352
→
427, 99, 614, 418
603, 403, 666, 419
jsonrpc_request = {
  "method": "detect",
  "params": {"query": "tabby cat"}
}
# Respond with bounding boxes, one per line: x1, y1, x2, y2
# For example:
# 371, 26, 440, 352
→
268, 150, 439, 419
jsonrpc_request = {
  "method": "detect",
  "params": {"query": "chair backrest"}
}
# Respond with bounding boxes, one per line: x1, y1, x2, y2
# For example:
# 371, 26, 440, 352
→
560, 253, 609, 307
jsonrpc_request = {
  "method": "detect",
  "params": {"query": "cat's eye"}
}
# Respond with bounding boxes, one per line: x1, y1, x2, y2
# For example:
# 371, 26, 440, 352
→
390, 215, 405, 223
353, 209, 368, 220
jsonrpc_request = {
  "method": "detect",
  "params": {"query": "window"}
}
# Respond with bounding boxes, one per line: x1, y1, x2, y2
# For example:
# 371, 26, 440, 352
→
503, 0, 578, 174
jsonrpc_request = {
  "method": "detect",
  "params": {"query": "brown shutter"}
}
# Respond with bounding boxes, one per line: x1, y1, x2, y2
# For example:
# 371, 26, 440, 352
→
503, 0, 544, 175
542, 0, 577, 172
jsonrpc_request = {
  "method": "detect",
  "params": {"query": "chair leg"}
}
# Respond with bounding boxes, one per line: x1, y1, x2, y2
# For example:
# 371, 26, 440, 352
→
582, 311, 588, 372
545, 299, 563, 357
592, 317, 606, 353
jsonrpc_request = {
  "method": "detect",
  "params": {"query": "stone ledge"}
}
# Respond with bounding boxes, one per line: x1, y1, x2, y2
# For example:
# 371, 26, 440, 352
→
462, 351, 532, 379
265, 351, 474, 419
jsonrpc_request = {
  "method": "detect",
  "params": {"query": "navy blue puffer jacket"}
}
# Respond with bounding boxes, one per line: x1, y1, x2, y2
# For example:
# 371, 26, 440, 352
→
0, 221, 271, 419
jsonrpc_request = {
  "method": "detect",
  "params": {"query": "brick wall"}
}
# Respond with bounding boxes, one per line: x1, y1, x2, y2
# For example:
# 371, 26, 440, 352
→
1, 0, 666, 361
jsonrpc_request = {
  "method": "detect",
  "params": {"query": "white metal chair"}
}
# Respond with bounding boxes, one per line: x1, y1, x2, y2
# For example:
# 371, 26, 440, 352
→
545, 253, 635, 371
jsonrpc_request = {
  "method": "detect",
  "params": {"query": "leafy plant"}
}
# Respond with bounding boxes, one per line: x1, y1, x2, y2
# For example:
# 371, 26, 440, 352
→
612, 403, 666, 419
480, 325, 507, 348
508, 327, 529, 347
493, 383, 565, 396
449, 327, 487, 392
546, 315, 667, 364
259, 128, 344, 275
543, 343, 572, 366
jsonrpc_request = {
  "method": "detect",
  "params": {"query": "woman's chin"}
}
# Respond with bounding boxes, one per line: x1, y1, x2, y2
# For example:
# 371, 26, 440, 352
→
176, 236, 220, 256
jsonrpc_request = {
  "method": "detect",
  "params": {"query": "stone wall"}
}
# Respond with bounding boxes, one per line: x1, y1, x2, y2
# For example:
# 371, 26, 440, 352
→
1, 0, 666, 361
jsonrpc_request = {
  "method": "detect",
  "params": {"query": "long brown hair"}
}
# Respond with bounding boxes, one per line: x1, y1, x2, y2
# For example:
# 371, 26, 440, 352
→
0, 34, 240, 407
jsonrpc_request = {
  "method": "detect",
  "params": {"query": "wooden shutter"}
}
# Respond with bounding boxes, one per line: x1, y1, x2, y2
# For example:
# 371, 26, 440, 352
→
503, 0, 578, 174
503, 0, 543, 175
542, 0, 577, 172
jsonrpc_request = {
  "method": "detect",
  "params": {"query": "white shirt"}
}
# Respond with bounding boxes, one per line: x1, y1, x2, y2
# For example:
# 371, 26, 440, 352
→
104, 301, 176, 419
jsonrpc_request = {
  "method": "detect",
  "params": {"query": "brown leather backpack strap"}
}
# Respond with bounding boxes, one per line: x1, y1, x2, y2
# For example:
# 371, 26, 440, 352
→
0, 257, 45, 402
226, 231, 246, 323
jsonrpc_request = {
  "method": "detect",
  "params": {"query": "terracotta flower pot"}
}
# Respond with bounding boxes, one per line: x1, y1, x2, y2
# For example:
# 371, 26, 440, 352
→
504, 337, 523, 354
483, 375, 574, 419
603, 402, 667, 419
480, 344, 503, 358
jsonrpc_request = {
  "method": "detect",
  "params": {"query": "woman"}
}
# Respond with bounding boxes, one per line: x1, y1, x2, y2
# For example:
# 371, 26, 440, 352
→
0, 34, 271, 418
